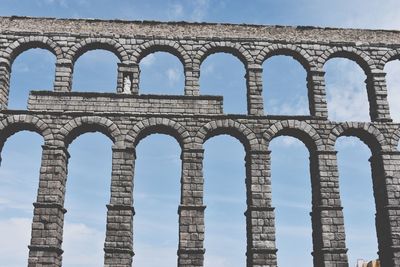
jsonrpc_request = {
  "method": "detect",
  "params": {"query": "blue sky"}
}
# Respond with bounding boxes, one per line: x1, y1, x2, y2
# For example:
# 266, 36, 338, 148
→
0, 1, 400, 267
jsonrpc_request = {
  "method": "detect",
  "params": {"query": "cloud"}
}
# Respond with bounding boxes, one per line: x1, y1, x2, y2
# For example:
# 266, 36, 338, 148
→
36, 0, 68, 8
0, 217, 31, 267
385, 61, 400, 122
140, 53, 156, 67
62, 222, 104, 266
134, 246, 177, 267
325, 59, 370, 122
191, 0, 210, 22
166, 67, 180, 86
167, 3, 184, 19
266, 96, 309, 116
269, 135, 306, 148
166, 0, 210, 22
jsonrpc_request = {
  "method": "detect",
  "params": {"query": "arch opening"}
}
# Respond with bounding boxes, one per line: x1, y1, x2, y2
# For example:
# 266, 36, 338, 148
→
62, 123, 117, 149
72, 50, 119, 92
134, 133, 181, 267
269, 135, 313, 267
384, 59, 400, 121
201, 125, 254, 154
335, 136, 379, 266
0, 131, 43, 265
139, 51, 184, 95
9, 48, 55, 109
200, 53, 247, 114
203, 134, 246, 267
324, 58, 370, 121
62, 132, 113, 267
262, 55, 309, 115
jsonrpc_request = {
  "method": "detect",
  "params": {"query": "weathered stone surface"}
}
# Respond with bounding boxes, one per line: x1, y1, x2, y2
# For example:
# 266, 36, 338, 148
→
0, 15, 399, 267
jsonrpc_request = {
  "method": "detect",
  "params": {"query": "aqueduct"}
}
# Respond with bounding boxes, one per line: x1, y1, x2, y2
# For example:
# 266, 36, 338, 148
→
0, 16, 399, 267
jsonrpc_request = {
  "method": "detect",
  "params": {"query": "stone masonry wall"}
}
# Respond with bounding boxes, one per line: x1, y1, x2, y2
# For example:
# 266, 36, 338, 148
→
0, 16, 399, 267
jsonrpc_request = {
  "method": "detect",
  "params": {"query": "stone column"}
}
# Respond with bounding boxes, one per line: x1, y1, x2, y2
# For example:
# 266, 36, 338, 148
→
178, 148, 205, 267
246, 65, 264, 116
117, 63, 139, 94
184, 65, 200, 96
104, 146, 135, 267
54, 62, 73, 92
309, 150, 348, 266
366, 70, 392, 122
28, 145, 69, 267
126, 63, 140, 95
307, 70, 328, 118
369, 152, 400, 267
245, 150, 277, 267
0, 61, 11, 109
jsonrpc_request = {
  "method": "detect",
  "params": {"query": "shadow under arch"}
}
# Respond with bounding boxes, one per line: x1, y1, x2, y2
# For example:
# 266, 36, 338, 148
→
263, 120, 323, 152
256, 45, 313, 72
132, 41, 190, 67
126, 118, 191, 150
58, 116, 122, 148
390, 126, 400, 150
67, 38, 128, 65
195, 42, 253, 69
0, 114, 53, 154
194, 119, 261, 153
5, 36, 63, 66
319, 48, 375, 76
379, 48, 400, 68
327, 123, 388, 153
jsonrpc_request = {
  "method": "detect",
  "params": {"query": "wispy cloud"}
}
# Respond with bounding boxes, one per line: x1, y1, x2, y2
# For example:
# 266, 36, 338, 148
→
191, 0, 210, 22
0, 217, 31, 266
167, 3, 184, 19
62, 222, 104, 266
325, 59, 370, 122
36, 0, 68, 8
166, 0, 210, 22
166, 67, 181, 86
385, 61, 400, 122
140, 53, 156, 67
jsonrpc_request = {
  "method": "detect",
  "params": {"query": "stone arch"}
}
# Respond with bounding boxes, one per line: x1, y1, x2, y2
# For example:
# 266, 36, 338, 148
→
0, 114, 54, 151
255, 44, 313, 71
389, 126, 400, 150
132, 40, 191, 67
67, 37, 129, 64
125, 118, 191, 149
327, 122, 388, 152
5, 36, 63, 65
378, 48, 400, 68
263, 120, 323, 151
194, 41, 253, 69
318, 46, 376, 75
58, 116, 123, 148
194, 119, 261, 152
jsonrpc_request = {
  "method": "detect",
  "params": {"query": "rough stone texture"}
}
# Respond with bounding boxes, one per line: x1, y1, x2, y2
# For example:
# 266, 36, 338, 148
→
0, 16, 399, 267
